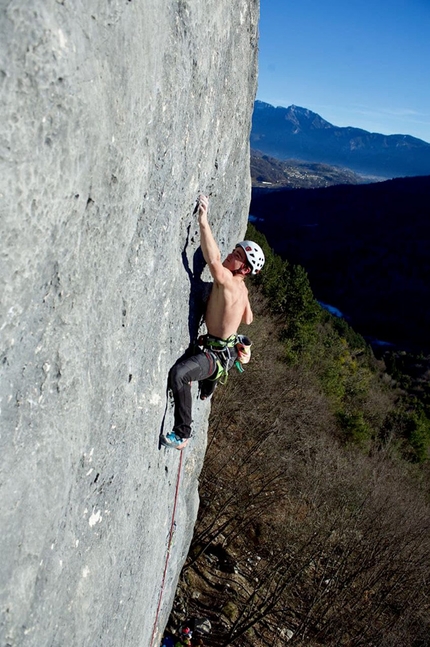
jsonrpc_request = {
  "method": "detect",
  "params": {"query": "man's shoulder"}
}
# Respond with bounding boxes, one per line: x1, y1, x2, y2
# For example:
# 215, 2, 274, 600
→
213, 268, 234, 288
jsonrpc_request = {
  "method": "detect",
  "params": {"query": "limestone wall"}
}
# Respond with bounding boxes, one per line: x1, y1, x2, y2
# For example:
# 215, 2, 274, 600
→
0, 1, 259, 645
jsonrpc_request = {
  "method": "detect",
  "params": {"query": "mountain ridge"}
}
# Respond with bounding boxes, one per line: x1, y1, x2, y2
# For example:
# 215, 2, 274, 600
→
251, 100, 430, 178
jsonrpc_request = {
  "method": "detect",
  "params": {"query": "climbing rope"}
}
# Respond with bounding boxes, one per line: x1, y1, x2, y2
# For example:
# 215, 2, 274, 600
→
150, 449, 184, 647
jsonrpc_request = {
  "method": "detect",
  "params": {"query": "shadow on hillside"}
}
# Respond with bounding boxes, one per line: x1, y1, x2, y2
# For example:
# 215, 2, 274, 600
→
250, 175, 430, 353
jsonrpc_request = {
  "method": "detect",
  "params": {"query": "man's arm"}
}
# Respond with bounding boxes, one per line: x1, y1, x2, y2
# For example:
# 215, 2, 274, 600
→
198, 195, 231, 285
242, 299, 253, 325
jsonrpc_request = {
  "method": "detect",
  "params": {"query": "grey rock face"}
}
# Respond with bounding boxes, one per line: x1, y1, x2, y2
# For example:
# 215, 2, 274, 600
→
0, 1, 259, 645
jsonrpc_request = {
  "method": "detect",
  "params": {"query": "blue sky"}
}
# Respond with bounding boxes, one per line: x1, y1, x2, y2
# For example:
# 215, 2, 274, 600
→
257, 0, 430, 143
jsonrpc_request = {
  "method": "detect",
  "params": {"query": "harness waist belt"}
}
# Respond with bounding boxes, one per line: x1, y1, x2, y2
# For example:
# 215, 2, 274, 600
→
201, 333, 238, 352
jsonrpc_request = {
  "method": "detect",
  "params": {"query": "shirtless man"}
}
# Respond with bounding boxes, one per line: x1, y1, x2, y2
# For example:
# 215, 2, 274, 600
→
161, 195, 265, 450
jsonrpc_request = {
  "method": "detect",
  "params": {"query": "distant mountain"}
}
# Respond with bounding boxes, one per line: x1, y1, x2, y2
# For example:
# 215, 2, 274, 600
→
250, 175, 430, 352
251, 149, 377, 189
251, 101, 430, 179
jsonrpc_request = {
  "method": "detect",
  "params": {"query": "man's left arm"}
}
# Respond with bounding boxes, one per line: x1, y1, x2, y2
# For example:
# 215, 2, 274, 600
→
242, 298, 253, 325
198, 195, 232, 286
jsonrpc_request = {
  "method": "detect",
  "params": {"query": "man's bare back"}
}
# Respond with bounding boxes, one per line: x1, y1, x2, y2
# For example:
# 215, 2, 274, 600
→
197, 195, 253, 339
205, 277, 251, 339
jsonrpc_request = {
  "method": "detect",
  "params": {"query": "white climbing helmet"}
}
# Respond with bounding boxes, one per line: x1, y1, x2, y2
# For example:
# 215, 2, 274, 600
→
236, 240, 265, 274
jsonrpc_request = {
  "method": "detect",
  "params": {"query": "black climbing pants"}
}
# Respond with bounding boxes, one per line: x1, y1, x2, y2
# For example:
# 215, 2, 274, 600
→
169, 350, 217, 439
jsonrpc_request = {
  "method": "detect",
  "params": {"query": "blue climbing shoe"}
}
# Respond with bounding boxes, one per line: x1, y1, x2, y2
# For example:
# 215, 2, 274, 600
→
160, 432, 189, 450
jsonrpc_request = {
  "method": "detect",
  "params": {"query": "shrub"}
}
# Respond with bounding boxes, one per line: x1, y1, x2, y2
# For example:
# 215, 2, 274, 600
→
222, 601, 239, 622
246, 223, 320, 362
382, 405, 430, 462
336, 410, 372, 446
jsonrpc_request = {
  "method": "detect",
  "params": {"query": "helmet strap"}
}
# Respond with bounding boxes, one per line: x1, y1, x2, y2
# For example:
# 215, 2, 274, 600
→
232, 263, 249, 277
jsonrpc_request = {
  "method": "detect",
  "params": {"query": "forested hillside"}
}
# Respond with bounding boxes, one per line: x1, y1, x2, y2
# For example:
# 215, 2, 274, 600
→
169, 226, 430, 647
250, 175, 430, 353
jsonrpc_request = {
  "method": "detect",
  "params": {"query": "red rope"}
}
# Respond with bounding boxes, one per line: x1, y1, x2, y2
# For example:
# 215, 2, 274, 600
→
150, 450, 184, 647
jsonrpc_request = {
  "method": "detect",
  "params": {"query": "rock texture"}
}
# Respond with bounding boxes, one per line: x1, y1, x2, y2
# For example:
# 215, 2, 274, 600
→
0, 2, 259, 645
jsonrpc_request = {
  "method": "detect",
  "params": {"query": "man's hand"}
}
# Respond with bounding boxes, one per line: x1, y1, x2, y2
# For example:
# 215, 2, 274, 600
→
198, 194, 209, 223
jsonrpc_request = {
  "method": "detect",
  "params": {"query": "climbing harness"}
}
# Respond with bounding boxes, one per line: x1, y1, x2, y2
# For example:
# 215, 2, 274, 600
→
198, 333, 237, 385
199, 333, 238, 352
198, 333, 252, 384
150, 450, 184, 647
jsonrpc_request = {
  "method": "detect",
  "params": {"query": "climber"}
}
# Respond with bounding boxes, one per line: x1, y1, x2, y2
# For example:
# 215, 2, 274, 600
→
175, 626, 193, 646
161, 194, 265, 450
